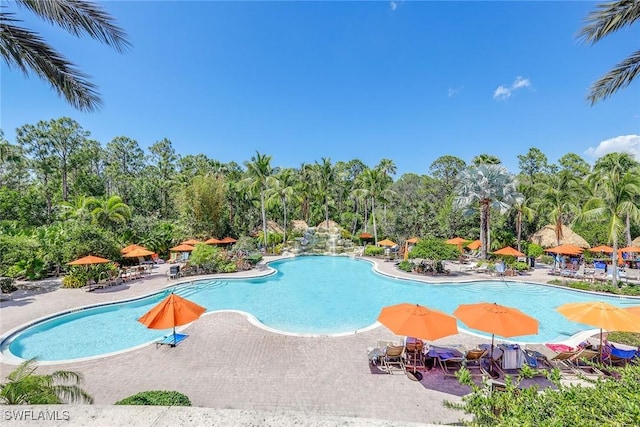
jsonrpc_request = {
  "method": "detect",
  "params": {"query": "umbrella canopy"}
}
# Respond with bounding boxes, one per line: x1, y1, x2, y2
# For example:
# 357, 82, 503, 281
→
138, 293, 206, 345
121, 244, 147, 254
588, 245, 614, 253
493, 246, 525, 257
454, 302, 539, 339
454, 302, 538, 373
123, 247, 155, 258
377, 239, 397, 247
170, 244, 195, 252
181, 239, 201, 245
557, 301, 640, 357
67, 255, 111, 265
625, 306, 640, 317
220, 237, 237, 244
377, 303, 459, 341
545, 244, 584, 256
619, 246, 640, 253
205, 238, 223, 245
406, 237, 419, 244
556, 302, 640, 333
359, 232, 373, 239
138, 293, 206, 330
466, 240, 481, 250
529, 224, 590, 248
446, 237, 467, 245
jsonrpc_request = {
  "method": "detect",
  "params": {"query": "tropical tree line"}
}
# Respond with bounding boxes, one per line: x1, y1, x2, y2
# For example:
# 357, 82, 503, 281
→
1, 117, 640, 283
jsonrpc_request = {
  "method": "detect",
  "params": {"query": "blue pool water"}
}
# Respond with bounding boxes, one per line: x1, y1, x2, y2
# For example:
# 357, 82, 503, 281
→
5, 256, 639, 362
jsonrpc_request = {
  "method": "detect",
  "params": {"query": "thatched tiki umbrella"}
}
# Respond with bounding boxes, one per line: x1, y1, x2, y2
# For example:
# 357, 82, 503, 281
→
529, 224, 590, 249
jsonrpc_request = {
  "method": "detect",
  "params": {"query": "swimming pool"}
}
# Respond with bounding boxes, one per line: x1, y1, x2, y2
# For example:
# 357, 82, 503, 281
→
3, 256, 639, 362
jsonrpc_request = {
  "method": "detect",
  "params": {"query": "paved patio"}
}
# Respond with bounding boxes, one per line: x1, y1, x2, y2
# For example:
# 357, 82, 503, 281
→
0, 257, 581, 425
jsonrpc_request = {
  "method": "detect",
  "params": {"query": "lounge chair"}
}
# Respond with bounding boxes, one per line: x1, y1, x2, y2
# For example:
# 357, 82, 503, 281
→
155, 333, 189, 348
463, 348, 489, 377
569, 348, 605, 378
602, 343, 638, 366
367, 340, 398, 366
429, 345, 465, 376
381, 345, 406, 374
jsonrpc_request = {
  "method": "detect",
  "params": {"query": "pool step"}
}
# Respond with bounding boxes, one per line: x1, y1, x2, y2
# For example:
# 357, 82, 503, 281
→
172, 280, 226, 298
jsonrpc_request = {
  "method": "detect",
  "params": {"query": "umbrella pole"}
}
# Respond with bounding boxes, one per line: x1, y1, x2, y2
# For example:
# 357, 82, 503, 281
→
173, 326, 177, 346
599, 328, 603, 360
490, 334, 495, 376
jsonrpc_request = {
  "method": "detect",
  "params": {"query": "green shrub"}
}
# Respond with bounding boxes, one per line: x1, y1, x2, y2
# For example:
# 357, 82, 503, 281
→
115, 390, 191, 406
397, 261, 412, 272
62, 274, 87, 289
247, 253, 263, 265
512, 261, 529, 271
221, 262, 237, 273
609, 332, 640, 347
364, 245, 384, 256
409, 237, 459, 261
527, 243, 543, 258
0, 277, 17, 294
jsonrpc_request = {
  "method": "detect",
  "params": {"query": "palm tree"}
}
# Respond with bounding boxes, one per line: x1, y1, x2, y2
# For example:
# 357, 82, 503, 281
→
354, 168, 396, 244
243, 151, 273, 246
591, 153, 640, 246
1, 0, 130, 111
578, 0, 640, 104
582, 163, 640, 287
534, 171, 584, 246
376, 159, 397, 229
91, 195, 131, 229
0, 358, 93, 404
510, 183, 536, 253
267, 168, 298, 244
58, 195, 99, 222
453, 164, 523, 259
313, 158, 335, 227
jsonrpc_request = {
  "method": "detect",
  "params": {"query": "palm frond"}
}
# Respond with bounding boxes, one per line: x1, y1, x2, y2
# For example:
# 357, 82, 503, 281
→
0, 13, 101, 111
577, 0, 640, 44
587, 49, 640, 104
17, 0, 130, 52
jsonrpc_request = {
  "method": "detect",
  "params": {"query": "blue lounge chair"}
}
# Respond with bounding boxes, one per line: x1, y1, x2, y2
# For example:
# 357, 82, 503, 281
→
155, 333, 189, 348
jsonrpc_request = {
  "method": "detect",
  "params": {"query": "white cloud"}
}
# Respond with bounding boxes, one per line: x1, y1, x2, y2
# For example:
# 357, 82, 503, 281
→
493, 76, 531, 100
390, 1, 398, 11
448, 86, 464, 97
584, 135, 640, 160
493, 85, 511, 100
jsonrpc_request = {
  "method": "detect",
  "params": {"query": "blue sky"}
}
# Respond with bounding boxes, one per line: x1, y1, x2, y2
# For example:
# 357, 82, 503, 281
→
2, 1, 639, 176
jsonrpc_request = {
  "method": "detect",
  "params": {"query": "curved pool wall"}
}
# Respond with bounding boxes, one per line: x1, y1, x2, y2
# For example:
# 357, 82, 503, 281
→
3, 256, 640, 364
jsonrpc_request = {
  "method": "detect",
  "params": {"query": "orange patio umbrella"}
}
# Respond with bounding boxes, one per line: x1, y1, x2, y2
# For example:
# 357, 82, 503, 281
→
625, 306, 640, 318
359, 232, 373, 240
545, 244, 584, 255
466, 240, 481, 250
170, 244, 195, 252
138, 293, 206, 347
121, 244, 147, 254
454, 302, 539, 373
123, 248, 155, 258
181, 239, 201, 246
588, 245, 614, 253
557, 301, 640, 357
493, 246, 525, 257
378, 303, 459, 341
220, 237, 237, 244
446, 237, 467, 252
377, 239, 397, 247
205, 238, 223, 245
619, 246, 640, 254
67, 255, 111, 265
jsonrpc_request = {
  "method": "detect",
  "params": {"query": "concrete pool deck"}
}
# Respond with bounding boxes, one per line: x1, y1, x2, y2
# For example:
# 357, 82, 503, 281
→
0, 257, 591, 425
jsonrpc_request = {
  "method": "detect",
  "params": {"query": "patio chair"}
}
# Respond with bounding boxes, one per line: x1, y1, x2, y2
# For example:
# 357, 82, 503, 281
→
382, 345, 406, 374
569, 348, 605, 378
463, 348, 489, 377
602, 344, 638, 366
367, 340, 398, 366
429, 345, 465, 377
155, 333, 189, 348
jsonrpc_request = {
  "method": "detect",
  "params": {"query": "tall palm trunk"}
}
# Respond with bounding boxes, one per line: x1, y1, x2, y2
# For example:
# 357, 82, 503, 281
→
611, 233, 619, 288
516, 211, 523, 252
282, 196, 287, 244
260, 192, 267, 247
480, 200, 490, 259
626, 214, 632, 246
364, 199, 369, 232
371, 197, 378, 244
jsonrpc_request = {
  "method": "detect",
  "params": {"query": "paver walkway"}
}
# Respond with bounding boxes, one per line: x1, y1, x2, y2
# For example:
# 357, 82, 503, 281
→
0, 257, 588, 425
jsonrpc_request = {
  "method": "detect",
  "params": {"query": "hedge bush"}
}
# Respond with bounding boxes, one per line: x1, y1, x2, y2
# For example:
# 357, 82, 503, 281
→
364, 245, 384, 256
115, 390, 191, 406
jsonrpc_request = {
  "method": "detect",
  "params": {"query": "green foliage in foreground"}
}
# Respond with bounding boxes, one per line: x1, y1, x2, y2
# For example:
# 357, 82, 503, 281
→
397, 260, 413, 272
409, 237, 460, 261
115, 390, 191, 406
0, 359, 93, 404
445, 365, 640, 426
364, 245, 384, 256
547, 279, 640, 296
